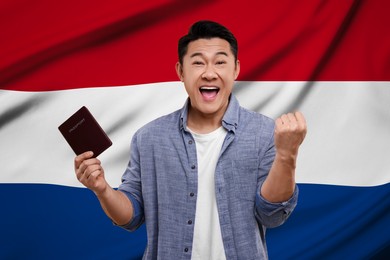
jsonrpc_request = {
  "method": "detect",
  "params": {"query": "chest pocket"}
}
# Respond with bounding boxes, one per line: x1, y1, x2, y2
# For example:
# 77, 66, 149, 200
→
230, 158, 260, 202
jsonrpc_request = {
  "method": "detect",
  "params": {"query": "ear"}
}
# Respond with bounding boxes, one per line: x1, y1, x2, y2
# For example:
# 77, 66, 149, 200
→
175, 62, 184, 81
234, 60, 240, 80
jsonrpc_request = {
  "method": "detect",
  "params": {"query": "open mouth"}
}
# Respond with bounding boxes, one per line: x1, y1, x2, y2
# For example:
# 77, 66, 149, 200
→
199, 86, 220, 100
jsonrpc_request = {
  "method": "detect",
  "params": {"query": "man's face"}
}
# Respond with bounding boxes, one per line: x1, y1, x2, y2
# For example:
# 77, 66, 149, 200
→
176, 38, 240, 119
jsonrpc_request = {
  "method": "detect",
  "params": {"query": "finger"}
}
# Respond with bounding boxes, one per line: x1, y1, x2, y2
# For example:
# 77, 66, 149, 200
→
294, 111, 307, 143
280, 114, 289, 124
291, 111, 307, 136
275, 117, 283, 128
88, 167, 103, 180
294, 111, 307, 128
79, 158, 101, 173
74, 151, 94, 171
287, 113, 298, 126
76, 158, 101, 180
79, 164, 102, 182
85, 164, 102, 179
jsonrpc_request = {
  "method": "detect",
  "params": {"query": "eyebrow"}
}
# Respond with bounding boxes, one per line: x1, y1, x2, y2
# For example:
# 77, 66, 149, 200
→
190, 51, 229, 58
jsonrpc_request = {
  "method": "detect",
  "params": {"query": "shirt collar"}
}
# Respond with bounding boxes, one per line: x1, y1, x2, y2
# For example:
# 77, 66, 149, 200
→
179, 98, 190, 131
222, 95, 239, 133
180, 94, 240, 133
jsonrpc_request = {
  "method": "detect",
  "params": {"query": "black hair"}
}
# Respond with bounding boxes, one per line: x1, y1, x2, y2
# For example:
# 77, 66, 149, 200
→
178, 20, 238, 64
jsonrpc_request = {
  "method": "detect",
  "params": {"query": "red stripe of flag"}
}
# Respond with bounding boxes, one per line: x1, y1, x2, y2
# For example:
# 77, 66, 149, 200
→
1, 0, 389, 91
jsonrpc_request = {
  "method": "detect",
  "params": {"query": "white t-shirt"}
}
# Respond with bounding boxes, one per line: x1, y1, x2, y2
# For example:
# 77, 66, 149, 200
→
188, 126, 227, 260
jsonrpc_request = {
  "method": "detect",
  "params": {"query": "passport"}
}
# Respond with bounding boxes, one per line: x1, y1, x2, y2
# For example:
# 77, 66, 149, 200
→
58, 106, 112, 157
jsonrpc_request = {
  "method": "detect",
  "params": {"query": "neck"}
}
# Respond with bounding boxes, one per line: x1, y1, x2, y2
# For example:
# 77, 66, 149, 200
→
187, 108, 224, 134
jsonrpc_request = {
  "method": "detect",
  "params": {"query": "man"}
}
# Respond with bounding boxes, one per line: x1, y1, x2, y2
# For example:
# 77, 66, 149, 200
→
75, 20, 307, 259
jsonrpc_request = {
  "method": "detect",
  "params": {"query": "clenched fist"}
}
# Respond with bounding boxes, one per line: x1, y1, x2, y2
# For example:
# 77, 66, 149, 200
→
274, 112, 307, 157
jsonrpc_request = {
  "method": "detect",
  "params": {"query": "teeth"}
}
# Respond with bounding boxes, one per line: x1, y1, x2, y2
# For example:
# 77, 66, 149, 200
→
200, 86, 219, 90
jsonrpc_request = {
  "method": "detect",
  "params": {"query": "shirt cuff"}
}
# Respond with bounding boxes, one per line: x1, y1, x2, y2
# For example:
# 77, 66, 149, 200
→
255, 185, 299, 227
256, 185, 299, 215
113, 190, 144, 232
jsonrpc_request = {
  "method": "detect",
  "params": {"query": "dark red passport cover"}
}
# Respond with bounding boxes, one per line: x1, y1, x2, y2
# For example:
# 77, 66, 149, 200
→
58, 106, 112, 157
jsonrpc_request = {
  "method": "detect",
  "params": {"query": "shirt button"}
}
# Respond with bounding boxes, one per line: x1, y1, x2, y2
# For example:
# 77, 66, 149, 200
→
190, 192, 194, 197
191, 165, 196, 169
184, 248, 189, 252
188, 140, 193, 145
188, 220, 193, 225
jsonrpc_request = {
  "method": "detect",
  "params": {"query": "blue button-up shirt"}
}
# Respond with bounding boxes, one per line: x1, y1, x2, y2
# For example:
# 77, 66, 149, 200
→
118, 95, 298, 259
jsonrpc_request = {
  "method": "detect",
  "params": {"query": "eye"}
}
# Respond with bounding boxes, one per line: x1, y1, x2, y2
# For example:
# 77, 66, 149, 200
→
216, 60, 226, 65
192, 61, 204, 65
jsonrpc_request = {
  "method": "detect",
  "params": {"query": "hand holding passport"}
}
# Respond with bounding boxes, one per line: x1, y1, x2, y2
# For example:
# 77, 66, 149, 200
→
58, 106, 112, 157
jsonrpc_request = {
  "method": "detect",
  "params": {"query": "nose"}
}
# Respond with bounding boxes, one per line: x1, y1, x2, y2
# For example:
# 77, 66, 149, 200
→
202, 65, 218, 80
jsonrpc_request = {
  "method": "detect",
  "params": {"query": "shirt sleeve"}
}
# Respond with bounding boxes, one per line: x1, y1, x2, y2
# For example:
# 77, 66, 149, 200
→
116, 132, 145, 231
255, 185, 299, 228
254, 119, 299, 228
114, 190, 144, 231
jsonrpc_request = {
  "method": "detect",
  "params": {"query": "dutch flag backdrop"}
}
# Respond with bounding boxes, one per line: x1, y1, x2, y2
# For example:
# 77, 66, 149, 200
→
1, 0, 389, 259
